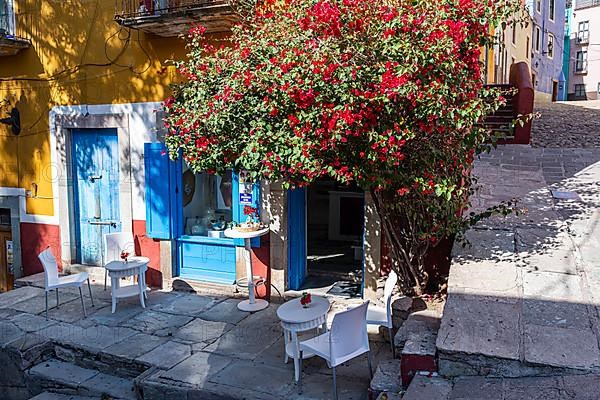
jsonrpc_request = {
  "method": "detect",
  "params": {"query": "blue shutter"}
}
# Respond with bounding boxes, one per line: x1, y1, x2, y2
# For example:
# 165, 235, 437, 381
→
144, 143, 181, 239
232, 172, 261, 248
288, 187, 307, 290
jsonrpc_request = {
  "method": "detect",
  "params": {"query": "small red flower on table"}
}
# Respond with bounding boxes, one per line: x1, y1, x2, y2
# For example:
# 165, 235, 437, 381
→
300, 292, 312, 308
120, 250, 130, 263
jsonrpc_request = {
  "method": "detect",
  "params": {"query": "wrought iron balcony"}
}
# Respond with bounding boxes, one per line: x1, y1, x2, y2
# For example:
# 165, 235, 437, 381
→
114, 0, 238, 37
0, 0, 30, 56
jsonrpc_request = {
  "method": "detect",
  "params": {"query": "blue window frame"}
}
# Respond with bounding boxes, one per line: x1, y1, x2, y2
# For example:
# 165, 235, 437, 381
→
144, 142, 261, 284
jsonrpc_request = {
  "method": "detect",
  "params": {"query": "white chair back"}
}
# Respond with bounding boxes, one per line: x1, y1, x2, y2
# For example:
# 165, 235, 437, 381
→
38, 247, 59, 289
384, 270, 398, 321
329, 301, 370, 365
104, 232, 136, 264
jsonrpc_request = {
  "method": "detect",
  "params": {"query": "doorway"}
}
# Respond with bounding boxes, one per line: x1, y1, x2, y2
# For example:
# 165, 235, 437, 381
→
72, 129, 121, 266
552, 80, 559, 102
304, 179, 365, 298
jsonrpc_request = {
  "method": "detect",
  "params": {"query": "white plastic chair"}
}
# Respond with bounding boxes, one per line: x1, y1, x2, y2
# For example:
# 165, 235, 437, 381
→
38, 247, 94, 320
103, 232, 136, 290
366, 270, 398, 357
299, 301, 372, 400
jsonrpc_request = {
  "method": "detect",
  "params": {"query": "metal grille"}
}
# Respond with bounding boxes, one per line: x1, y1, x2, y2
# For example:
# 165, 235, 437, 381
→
115, 0, 220, 19
575, 0, 600, 10
0, 0, 15, 36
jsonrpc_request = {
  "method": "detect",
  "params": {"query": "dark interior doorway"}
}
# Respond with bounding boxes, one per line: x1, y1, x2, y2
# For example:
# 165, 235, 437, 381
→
304, 178, 364, 298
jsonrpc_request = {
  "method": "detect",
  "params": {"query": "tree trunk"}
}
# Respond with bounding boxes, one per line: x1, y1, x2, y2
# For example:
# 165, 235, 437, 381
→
370, 189, 430, 296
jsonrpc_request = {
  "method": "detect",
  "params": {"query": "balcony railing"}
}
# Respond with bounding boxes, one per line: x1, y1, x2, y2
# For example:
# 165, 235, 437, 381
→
575, 0, 600, 10
114, 0, 238, 36
577, 32, 590, 44
0, 0, 30, 56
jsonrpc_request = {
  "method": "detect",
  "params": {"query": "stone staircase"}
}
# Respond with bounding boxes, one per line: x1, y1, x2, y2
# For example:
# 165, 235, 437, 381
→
29, 393, 97, 400
27, 359, 136, 399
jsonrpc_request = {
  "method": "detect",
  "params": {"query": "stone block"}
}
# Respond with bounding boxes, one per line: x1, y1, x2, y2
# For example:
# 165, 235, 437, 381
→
27, 359, 98, 388
158, 351, 231, 386
523, 271, 585, 303
562, 374, 600, 399
102, 332, 166, 359
210, 360, 296, 398
136, 340, 192, 370
9, 313, 58, 333
79, 371, 137, 399
29, 392, 97, 400
502, 376, 563, 400
523, 325, 600, 371
369, 359, 402, 398
452, 229, 515, 261
436, 294, 521, 361
122, 310, 194, 336
0, 287, 45, 309
202, 321, 282, 360
451, 376, 503, 400
197, 298, 248, 325
150, 293, 222, 317
447, 261, 520, 299
173, 318, 233, 344
12, 291, 79, 315
522, 299, 591, 329
402, 374, 451, 400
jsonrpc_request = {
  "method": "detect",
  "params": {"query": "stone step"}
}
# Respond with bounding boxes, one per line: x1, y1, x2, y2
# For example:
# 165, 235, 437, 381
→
401, 374, 451, 400
394, 310, 441, 387
29, 391, 98, 400
369, 360, 402, 400
402, 373, 600, 399
27, 359, 137, 400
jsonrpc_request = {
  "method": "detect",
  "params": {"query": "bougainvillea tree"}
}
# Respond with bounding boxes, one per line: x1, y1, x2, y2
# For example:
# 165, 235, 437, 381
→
163, 0, 523, 294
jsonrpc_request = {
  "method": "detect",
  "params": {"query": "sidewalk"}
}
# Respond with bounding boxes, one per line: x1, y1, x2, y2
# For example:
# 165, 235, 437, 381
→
437, 145, 600, 378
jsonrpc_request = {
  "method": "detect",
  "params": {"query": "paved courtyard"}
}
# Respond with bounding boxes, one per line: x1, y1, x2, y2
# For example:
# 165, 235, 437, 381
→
0, 282, 393, 399
531, 101, 600, 148
435, 143, 600, 394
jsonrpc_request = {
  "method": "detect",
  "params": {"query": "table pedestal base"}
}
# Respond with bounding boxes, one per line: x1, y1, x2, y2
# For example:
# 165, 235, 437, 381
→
238, 298, 269, 312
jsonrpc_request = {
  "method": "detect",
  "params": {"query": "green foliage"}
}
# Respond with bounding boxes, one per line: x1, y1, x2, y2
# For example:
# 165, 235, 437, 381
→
164, 0, 523, 293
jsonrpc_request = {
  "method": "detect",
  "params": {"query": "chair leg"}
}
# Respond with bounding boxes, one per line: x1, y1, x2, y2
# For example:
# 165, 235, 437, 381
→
79, 287, 87, 318
87, 279, 95, 307
45, 291, 48, 321
367, 351, 374, 379
298, 350, 303, 393
388, 327, 395, 358
104, 269, 107, 291
56, 289, 59, 309
332, 366, 338, 400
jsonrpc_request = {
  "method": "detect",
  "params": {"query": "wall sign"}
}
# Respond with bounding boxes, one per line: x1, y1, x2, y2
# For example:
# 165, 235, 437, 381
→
239, 193, 253, 205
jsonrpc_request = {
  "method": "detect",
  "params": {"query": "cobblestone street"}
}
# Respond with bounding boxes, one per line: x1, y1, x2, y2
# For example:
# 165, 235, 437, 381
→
531, 101, 600, 148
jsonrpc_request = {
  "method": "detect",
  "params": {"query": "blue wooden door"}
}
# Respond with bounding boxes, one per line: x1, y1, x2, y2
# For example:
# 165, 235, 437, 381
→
288, 187, 307, 290
72, 129, 121, 266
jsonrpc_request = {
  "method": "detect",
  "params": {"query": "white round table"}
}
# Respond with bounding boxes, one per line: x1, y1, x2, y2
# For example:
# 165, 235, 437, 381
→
224, 227, 270, 312
277, 295, 331, 381
105, 256, 149, 313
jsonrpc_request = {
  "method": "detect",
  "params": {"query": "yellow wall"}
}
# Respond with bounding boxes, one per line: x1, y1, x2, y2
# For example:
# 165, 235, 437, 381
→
0, 0, 187, 216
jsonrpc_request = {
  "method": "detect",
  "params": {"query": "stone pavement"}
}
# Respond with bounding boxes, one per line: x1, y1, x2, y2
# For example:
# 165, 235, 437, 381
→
402, 373, 600, 400
531, 101, 600, 148
437, 144, 600, 380
0, 280, 392, 399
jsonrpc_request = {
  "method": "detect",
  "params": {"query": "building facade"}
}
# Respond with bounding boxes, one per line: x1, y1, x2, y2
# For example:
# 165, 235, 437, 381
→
0, 0, 387, 299
493, 2, 532, 85
567, 0, 600, 100
528, 0, 567, 101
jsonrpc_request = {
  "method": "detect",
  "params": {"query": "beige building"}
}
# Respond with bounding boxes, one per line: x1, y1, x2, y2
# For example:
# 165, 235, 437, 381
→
494, 7, 533, 84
